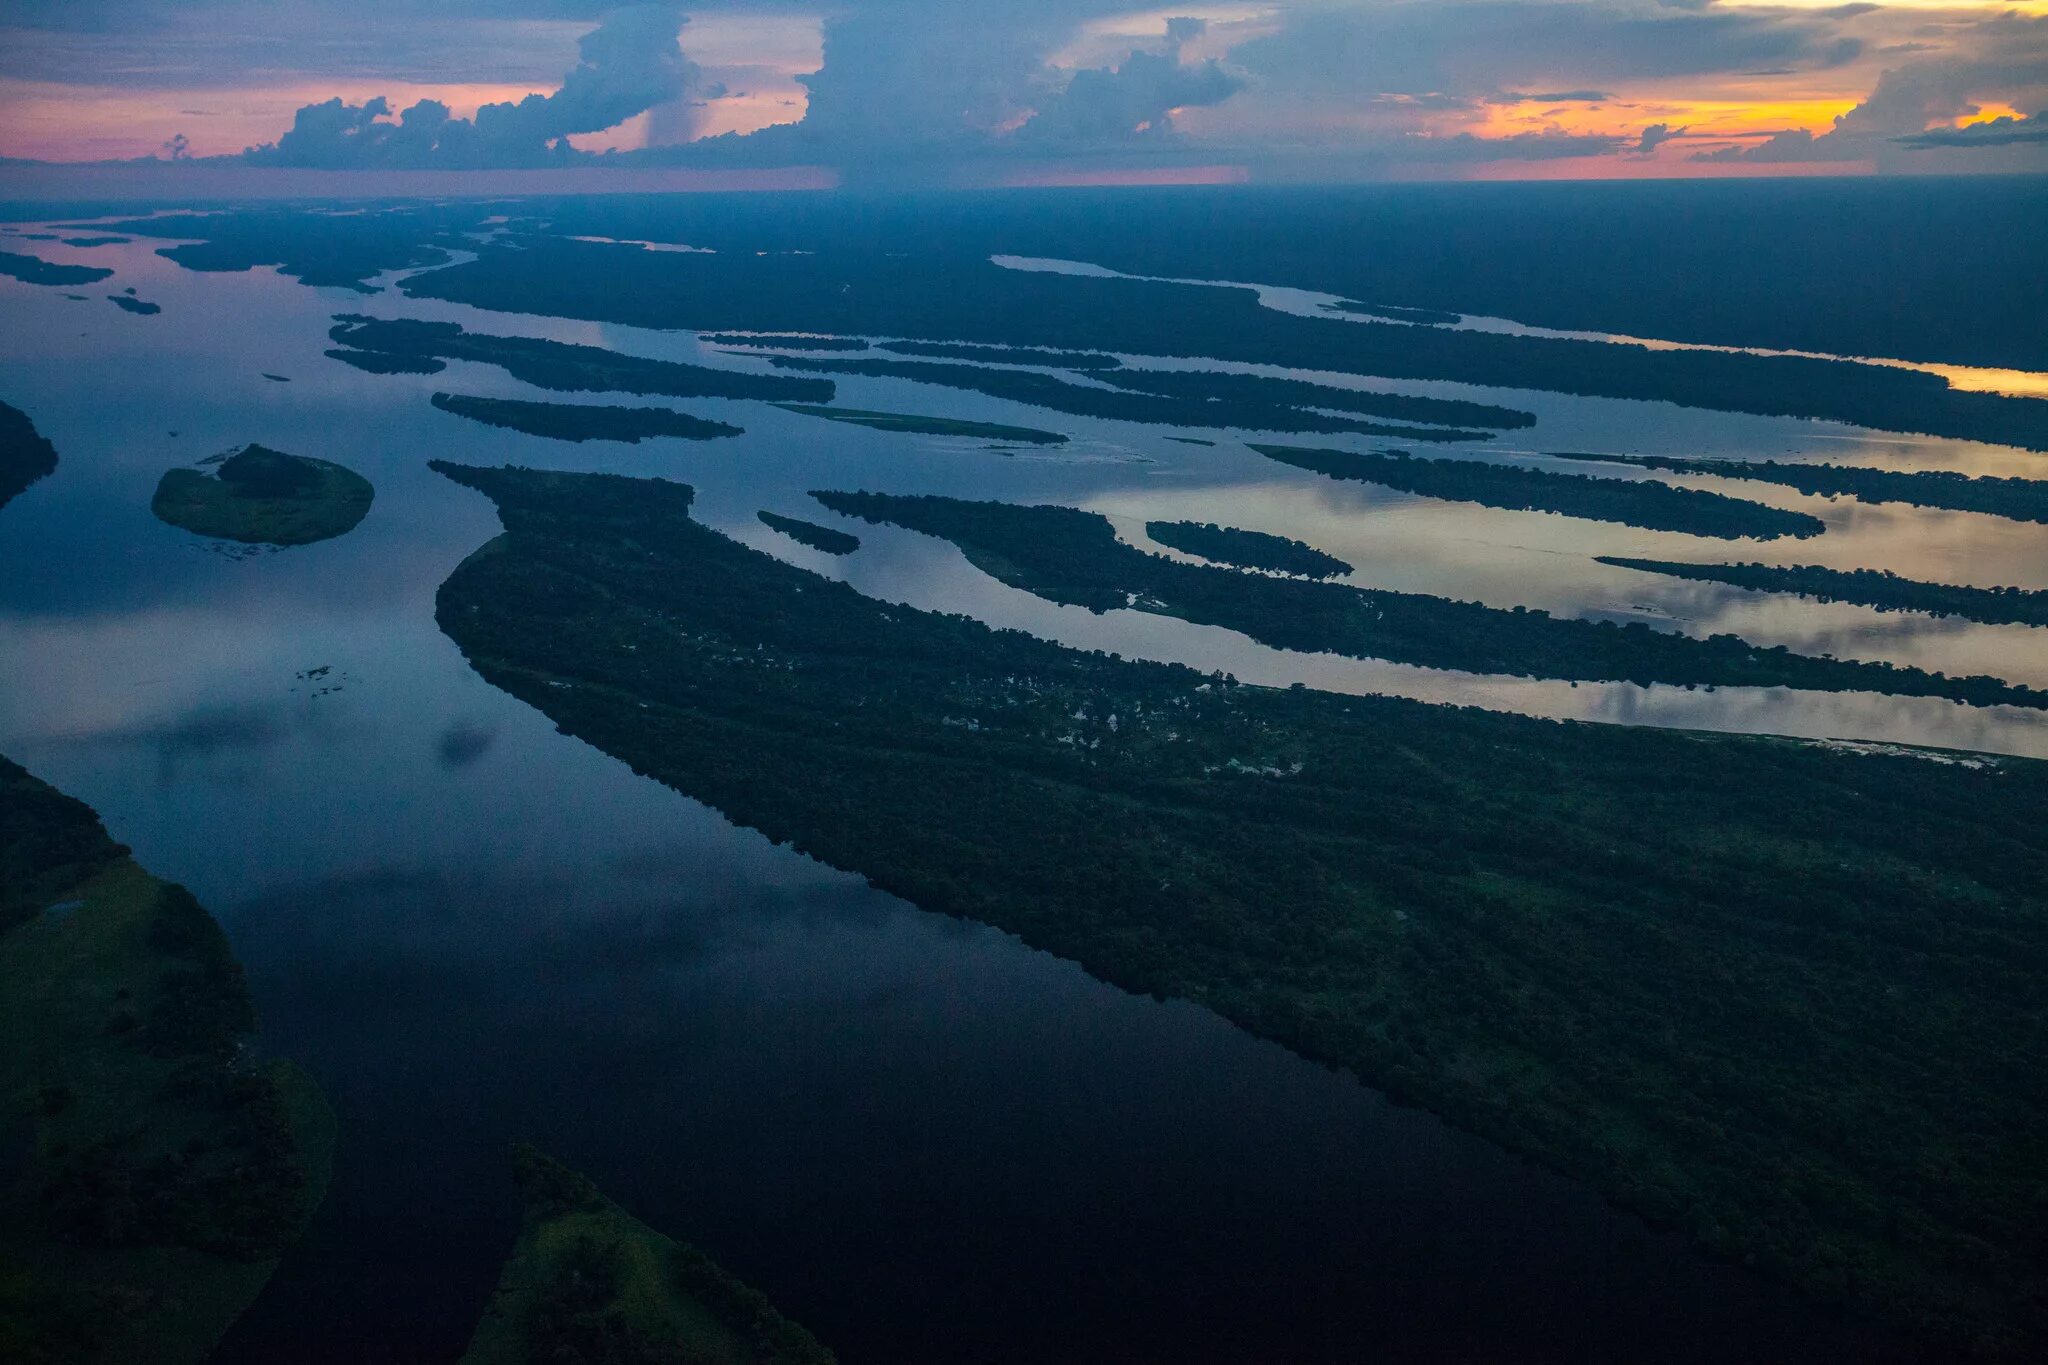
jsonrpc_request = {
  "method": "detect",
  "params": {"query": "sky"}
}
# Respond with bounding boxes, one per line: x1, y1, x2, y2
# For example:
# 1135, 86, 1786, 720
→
1, 1, 2044, 186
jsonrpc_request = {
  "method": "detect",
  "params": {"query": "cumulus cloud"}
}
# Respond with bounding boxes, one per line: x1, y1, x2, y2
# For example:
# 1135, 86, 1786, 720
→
1693, 14, 2048, 166
1635, 122, 1687, 154
1015, 19, 1244, 144
1895, 110, 2048, 149
245, 4, 697, 169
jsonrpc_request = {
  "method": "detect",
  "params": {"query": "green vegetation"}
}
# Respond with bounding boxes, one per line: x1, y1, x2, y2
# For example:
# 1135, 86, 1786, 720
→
328, 316, 833, 403
399, 237, 2048, 450
460, 1146, 835, 1365
876, 339, 1123, 369
1598, 557, 2048, 629
1, 400, 58, 513
700, 333, 867, 351
1102, 369, 1534, 431
773, 403, 1065, 445
430, 462, 2047, 1356
1560, 453, 2048, 525
0, 251, 113, 287
1144, 520, 1351, 578
1327, 299, 1461, 325
325, 347, 445, 375
0, 755, 333, 1365
92, 206, 471, 290
770, 356, 1491, 441
758, 510, 858, 555
818, 490, 2042, 707
152, 444, 374, 547
107, 295, 160, 316
1252, 444, 1826, 540
432, 393, 741, 443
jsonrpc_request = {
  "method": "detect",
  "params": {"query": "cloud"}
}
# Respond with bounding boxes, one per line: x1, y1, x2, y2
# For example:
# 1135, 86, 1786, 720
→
1635, 122, 1687, 154
1489, 91, 1613, 105
245, 4, 697, 169
1693, 20, 2048, 167
1015, 20, 1244, 145
1895, 110, 2048, 148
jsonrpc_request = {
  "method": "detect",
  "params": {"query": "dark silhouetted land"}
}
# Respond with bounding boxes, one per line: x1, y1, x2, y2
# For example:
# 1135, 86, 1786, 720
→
432, 392, 740, 443
428, 462, 2048, 1356
0, 755, 333, 1365
459, 1147, 836, 1365
1254, 445, 1825, 540
1145, 520, 1352, 578
774, 403, 1065, 445
1599, 558, 2048, 629
152, 444, 373, 546
1, 399, 58, 512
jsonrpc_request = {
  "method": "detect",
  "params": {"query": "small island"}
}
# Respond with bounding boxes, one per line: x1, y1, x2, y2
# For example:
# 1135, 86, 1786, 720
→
759, 509, 860, 554
1103, 368, 1534, 431
107, 294, 161, 315
460, 1147, 836, 1365
1253, 444, 1826, 540
1326, 299, 1462, 325
817, 490, 2040, 707
1558, 452, 2048, 525
432, 392, 741, 442
774, 403, 1066, 445
152, 444, 374, 547
1145, 520, 1352, 578
702, 332, 867, 351
328, 315, 833, 403
326, 346, 446, 375
1598, 557, 2048, 629
1, 399, 59, 512
771, 355, 1489, 441
0, 249, 114, 287
877, 339, 1124, 369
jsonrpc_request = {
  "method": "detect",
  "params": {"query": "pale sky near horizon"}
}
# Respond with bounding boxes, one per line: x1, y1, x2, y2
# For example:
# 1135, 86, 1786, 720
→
1, 1, 2044, 184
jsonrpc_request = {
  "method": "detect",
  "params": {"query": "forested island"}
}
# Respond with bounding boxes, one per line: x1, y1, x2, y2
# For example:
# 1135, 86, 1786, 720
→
392, 234, 2048, 450
1326, 299, 1462, 325
876, 339, 1123, 369
0, 250, 113, 287
152, 444, 373, 546
327, 316, 832, 403
1100, 368, 1534, 431
431, 392, 741, 443
107, 295, 160, 316
1560, 453, 2048, 524
0, 756, 333, 1365
429, 461, 2047, 1356
758, 510, 859, 554
1, 399, 58, 511
1252, 444, 1826, 540
1144, 520, 1352, 578
459, 1147, 836, 1365
815, 490, 2040, 707
702, 333, 867, 351
773, 403, 1065, 445
326, 347, 446, 375
1599, 558, 2048, 628
769, 356, 1491, 441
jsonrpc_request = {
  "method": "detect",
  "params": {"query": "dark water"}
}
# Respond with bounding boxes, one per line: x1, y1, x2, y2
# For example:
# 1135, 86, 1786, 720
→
0, 205, 2002, 1361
